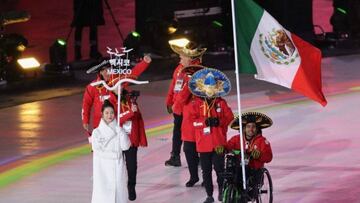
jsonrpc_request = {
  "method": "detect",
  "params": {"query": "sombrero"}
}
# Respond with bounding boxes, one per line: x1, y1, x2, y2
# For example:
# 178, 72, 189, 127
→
169, 41, 207, 59
188, 68, 231, 98
230, 112, 273, 130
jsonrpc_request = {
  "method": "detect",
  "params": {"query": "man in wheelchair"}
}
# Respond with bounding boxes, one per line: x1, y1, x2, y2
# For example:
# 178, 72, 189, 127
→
224, 112, 273, 202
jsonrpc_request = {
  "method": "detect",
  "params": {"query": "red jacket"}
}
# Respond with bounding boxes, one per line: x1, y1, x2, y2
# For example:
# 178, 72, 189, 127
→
181, 95, 196, 142
190, 97, 234, 152
112, 95, 148, 147
82, 77, 117, 129
227, 134, 272, 169
174, 76, 196, 142
172, 74, 192, 115
166, 61, 200, 114
166, 64, 184, 107
82, 60, 149, 129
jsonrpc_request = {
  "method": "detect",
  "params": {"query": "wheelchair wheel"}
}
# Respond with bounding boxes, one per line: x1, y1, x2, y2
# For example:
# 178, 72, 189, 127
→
222, 184, 239, 203
256, 168, 273, 203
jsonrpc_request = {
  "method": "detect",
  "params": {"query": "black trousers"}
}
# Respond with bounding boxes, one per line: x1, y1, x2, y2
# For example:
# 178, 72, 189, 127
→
200, 152, 224, 197
74, 26, 98, 47
124, 146, 138, 188
171, 113, 183, 156
183, 141, 199, 180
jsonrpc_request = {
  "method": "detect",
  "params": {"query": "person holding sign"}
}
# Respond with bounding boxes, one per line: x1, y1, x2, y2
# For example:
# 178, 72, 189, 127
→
82, 54, 151, 201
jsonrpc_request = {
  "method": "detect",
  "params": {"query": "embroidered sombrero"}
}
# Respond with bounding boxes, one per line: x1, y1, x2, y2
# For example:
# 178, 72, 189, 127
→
169, 41, 207, 59
188, 68, 231, 98
230, 112, 273, 130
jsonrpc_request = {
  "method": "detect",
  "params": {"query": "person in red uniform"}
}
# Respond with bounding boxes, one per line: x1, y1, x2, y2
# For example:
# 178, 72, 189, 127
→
172, 65, 204, 187
188, 68, 234, 203
164, 41, 206, 167
82, 55, 151, 201
110, 87, 147, 201
82, 55, 151, 132
227, 112, 273, 198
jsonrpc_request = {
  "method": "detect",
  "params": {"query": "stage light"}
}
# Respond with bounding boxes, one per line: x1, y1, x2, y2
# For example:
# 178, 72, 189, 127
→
212, 20, 223, 28
57, 39, 66, 46
168, 38, 190, 47
123, 31, 142, 58
17, 57, 40, 69
131, 31, 141, 38
49, 38, 67, 65
168, 26, 177, 34
16, 44, 26, 52
336, 7, 347, 14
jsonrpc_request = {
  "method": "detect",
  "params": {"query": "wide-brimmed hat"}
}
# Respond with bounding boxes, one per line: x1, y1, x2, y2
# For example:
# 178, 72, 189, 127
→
86, 59, 110, 74
169, 41, 207, 59
230, 112, 273, 130
188, 68, 231, 98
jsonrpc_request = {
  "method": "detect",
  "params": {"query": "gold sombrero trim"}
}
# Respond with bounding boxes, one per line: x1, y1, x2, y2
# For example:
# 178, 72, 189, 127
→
170, 44, 207, 58
241, 112, 273, 126
230, 112, 273, 130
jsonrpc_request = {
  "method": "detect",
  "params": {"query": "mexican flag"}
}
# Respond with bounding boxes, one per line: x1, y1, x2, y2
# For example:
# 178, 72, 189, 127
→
233, 0, 327, 106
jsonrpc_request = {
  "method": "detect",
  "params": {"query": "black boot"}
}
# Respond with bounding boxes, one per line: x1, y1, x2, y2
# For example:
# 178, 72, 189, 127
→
165, 153, 181, 167
128, 185, 136, 201
185, 177, 199, 187
218, 189, 223, 201
203, 196, 214, 203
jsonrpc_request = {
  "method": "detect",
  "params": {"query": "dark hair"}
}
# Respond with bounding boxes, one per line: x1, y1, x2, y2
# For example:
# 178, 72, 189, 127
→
101, 100, 114, 112
243, 122, 262, 135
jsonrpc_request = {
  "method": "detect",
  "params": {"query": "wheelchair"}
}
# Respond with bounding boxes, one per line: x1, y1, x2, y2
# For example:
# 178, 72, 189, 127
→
221, 151, 273, 203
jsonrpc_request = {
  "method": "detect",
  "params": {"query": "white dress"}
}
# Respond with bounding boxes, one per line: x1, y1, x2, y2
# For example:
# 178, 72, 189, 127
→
91, 119, 131, 203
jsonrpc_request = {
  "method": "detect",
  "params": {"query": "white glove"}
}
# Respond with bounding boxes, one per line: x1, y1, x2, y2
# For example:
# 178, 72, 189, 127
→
131, 104, 138, 112
88, 136, 92, 144
122, 121, 132, 135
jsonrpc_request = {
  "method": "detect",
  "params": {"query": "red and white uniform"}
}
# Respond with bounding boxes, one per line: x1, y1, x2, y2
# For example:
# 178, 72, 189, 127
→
82, 77, 117, 129
181, 95, 197, 142
112, 96, 148, 147
172, 76, 196, 142
190, 97, 234, 152
166, 61, 200, 114
227, 134, 272, 169
82, 60, 149, 130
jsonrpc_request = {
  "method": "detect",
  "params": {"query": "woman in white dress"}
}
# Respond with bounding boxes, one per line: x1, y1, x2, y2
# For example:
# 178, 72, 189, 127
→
91, 100, 131, 203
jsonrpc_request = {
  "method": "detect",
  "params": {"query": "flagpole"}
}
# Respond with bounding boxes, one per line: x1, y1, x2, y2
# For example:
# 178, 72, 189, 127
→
231, 0, 247, 190
117, 65, 121, 127
117, 84, 121, 125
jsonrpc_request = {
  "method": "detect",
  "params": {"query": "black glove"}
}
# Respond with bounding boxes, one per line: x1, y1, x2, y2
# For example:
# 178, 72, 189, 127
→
166, 105, 173, 114
205, 117, 220, 127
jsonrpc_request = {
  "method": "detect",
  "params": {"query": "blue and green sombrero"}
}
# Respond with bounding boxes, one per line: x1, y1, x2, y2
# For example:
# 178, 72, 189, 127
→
188, 68, 231, 98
